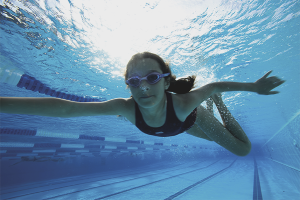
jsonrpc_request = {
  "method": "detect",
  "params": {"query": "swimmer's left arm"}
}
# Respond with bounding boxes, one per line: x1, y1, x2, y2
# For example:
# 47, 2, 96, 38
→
183, 71, 285, 111
213, 70, 285, 95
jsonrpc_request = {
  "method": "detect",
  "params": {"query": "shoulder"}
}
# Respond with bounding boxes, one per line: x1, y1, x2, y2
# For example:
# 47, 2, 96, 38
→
87, 97, 135, 116
170, 93, 197, 121
171, 84, 214, 116
118, 97, 136, 124
112, 97, 135, 114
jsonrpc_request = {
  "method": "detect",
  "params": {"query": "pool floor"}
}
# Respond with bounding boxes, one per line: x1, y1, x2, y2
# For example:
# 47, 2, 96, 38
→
1, 157, 298, 200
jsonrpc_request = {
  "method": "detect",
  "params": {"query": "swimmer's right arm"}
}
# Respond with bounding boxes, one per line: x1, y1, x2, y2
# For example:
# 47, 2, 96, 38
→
0, 97, 128, 118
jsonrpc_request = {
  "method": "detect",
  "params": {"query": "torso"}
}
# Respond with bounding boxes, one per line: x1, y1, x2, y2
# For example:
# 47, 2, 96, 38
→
123, 93, 189, 127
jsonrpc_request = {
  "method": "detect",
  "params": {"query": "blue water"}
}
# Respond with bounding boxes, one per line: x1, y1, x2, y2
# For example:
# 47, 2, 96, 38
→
0, 0, 299, 199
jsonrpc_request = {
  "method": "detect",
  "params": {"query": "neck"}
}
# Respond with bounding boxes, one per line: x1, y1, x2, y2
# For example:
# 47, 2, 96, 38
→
139, 93, 167, 118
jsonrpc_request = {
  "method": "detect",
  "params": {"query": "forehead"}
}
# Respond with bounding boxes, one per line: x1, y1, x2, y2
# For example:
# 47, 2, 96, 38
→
127, 58, 162, 76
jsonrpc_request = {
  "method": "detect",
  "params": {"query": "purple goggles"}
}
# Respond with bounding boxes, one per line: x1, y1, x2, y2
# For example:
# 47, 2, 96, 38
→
126, 72, 170, 87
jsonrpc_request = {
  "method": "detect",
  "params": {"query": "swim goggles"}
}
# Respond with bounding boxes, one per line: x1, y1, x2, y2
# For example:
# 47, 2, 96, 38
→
126, 72, 170, 87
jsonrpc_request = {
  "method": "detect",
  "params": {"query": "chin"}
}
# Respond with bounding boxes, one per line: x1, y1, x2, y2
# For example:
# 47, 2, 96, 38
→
137, 96, 157, 108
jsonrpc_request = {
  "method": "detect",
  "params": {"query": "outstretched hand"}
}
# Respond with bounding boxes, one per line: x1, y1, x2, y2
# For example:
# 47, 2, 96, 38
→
254, 71, 285, 95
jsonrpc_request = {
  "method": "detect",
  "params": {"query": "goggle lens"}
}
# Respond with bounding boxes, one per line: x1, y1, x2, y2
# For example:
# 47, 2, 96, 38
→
147, 74, 160, 83
126, 72, 170, 87
128, 78, 140, 86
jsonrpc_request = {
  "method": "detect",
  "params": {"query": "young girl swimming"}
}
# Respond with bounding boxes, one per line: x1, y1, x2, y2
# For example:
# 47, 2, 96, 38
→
0, 52, 285, 156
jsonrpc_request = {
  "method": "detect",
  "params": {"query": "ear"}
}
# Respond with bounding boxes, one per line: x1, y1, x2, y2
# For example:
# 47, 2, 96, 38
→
165, 77, 170, 90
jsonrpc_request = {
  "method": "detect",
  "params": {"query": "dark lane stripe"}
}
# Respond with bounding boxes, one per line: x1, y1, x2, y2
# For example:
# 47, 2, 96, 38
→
253, 157, 263, 200
93, 159, 222, 200
5, 160, 209, 199
164, 159, 237, 200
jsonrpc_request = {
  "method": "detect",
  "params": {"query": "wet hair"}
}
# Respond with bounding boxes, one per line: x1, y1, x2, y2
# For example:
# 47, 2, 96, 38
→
125, 52, 196, 94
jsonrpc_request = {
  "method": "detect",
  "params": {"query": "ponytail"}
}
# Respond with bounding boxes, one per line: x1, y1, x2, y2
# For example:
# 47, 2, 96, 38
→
167, 75, 196, 94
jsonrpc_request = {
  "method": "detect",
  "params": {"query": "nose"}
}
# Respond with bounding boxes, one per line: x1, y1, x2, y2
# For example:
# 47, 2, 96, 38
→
139, 80, 150, 91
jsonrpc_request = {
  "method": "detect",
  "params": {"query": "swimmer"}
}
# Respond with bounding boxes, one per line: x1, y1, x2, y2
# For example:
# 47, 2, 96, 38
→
0, 52, 285, 156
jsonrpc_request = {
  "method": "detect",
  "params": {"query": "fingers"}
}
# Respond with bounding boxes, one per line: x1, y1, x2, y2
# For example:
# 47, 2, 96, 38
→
256, 71, 285, 95
272, 79, 285, 87
274, 81, 285, 88
268, 75, 285, 84
263, 70, 273, 78
266, 79, 285, 95
278, 80, 286, 86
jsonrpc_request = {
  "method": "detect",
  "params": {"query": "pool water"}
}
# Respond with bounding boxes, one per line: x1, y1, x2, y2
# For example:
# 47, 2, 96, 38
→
0, 0, 299, 199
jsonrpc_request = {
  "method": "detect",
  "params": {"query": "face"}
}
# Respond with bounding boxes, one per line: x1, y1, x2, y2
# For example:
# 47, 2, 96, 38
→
127, 58, 170, 108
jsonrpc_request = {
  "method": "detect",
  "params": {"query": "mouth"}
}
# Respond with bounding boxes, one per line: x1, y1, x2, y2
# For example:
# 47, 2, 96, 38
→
140, 95, 153, 99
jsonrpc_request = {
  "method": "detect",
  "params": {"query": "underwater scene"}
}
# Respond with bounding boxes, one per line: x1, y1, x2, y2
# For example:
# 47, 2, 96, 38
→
0, 0, 299, 199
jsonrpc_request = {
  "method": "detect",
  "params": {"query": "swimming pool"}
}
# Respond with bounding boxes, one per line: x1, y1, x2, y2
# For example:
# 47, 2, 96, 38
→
0, 0, 299, 199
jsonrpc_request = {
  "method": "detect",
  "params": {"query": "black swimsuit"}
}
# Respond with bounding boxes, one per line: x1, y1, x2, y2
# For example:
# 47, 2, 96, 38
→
134, 92, 197, 137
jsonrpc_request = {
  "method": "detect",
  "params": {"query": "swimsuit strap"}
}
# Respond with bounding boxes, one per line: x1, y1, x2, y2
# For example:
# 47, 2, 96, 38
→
165, 92, 182, 125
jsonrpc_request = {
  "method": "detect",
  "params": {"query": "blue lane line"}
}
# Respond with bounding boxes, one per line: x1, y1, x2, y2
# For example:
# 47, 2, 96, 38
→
0, 128, 37, 136
0, 128, 150, 145
164, 159, 237, 200
253, 157, 263, 200
1, 128, 209, 155
0, 128, 165, 146
17, 74, 106, 102
78, 135, 105, 141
